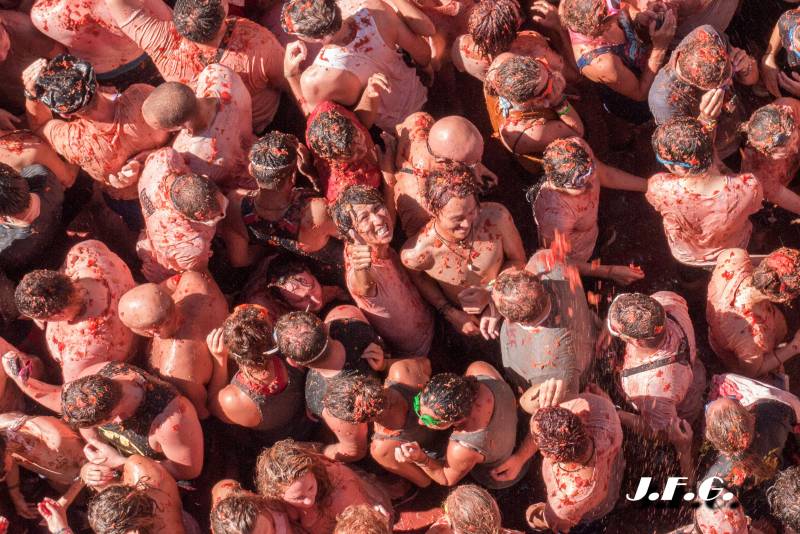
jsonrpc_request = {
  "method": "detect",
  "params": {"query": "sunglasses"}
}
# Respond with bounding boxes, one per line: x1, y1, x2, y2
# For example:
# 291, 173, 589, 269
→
413, 392, 444, 428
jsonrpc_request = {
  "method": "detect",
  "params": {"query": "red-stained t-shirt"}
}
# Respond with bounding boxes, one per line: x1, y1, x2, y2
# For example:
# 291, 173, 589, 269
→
42, 86, 168, 190
646, 173, 763, 266
117, 10, 284, 131
172, 63, 253, 188
137, 148, 216, 280
48, 240, 135, 382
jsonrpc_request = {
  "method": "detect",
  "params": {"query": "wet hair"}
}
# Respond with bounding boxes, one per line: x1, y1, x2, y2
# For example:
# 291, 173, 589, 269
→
255, 439, 331, 502
0, 163, 30, 216
249, 132, 299, 189
744, 104, 797, 155
143, 82, 197, 129
532, 406, 590, 463
752, 247, 800, 302
323, 372, 387, 423
468, 0, 520, 58
705, 399, 754, 454
491, 269, 549, 324
542, 138, 593, 189
281, 0, 342, 38
33, 53, 97, 115
419, 373, 479, 424
88, 484, 156, 534
560, 0, 607, 37
652, 117, 713, 174
211, 494, 287, 534
768, 466, 800, 533
491, 56, 548, 104
223, 305, 276, 367
334, 504, 391, 534
444, 485, 503, 534
307, 108, 360, 161
273, 311, 328, 364
169, 173, 222, 222
266, 253, 313, 287
330, 185, 384, 240
15, 270, 74, 319
424, 162, 481, 215
61, 374, 122, 427
173, 0, 225, 43
675, 26, 732, 90
607, 293, 666, 340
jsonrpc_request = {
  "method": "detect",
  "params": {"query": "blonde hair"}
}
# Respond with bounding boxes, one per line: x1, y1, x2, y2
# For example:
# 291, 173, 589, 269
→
444, 485, 502, 534
334, 504, 390, 534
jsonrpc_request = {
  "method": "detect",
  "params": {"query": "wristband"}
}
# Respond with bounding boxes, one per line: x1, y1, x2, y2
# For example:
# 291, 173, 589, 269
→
556, 102, 571, 117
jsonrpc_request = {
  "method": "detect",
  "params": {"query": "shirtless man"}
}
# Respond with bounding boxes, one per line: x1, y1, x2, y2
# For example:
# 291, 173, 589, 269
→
331, 185, 433, 357
137, 147, 228, 281
283, 0, 432, 130
707, 248, 800, 378
393, 113, 497, 237
401, 164, 526, 339
648, 117, 763, 268
104, 0, 289, 131
141, 65, 254, 188
30, 0, 168, 90
2, 360, 204, 481
220, 131, 340, 269
211, 479, 299, 534
84, 455, 189, 534
740, 100, 800, 215
525, 389, 625, 532
1, 412, 85, 520
0, 129, 77, 188
12, 239, 135, 382
118, 273, 229, 419
0, 162, 64, 274
22, 54, 169, 230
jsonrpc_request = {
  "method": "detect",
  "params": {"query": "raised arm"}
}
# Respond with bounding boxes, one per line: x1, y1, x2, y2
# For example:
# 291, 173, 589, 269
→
384, 0, 435, 37
597, 161, 647, 192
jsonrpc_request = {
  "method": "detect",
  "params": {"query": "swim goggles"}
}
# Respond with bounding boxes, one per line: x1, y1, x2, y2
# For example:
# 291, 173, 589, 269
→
413, 392, 444, 428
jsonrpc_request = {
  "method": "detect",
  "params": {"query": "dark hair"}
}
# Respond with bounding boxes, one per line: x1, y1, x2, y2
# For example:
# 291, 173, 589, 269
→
752, 247, 800, 302
334, 504, 391, 534
744, 104, 796, 154
88, 484, 156, 534
249, 132, 299, 189
15, 270, 74, 319
468, 0, 519, 58
560, 0, 607, 37
608, 293, 666, 340
424, 163, 481, 215
255, 439, 332, 502
532, 406, 590, 462
223, 305, 276, 367
33, 53, 97, 115
542, 138, 593, 188
330, 185, 384, 239
281, 0, 342, 38
491, 56, 547, 104
419, 373, 479, 423
274, 311, 328, 364
211, 494, 287, 534
768, 466, 800, 533
61, 374, 122, 427
169, 173, 222, 221
323, 372, 387, 423
173, 0, 225, 43
652, 117, 713, 174
266, 253, 313, 287
491, 269, 549, 323
143, 82, 197, 129
675, 25, 731, 90
0, 163, 30, 216
307, 107, 360, 161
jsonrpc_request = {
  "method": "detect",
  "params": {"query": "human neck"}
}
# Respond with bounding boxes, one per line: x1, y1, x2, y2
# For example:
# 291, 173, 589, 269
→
187, 97, 218, 133
255, 186, 292, 213
332, 19, 357, 46
82, 90, 117, 122
116, 381, 145, 420
433, 220, 471, 244
244, 359, 277, 383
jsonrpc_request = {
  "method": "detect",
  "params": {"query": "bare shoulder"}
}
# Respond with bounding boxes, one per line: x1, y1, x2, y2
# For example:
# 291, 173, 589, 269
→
400, 227, 436, 270
464, 360, 502, 379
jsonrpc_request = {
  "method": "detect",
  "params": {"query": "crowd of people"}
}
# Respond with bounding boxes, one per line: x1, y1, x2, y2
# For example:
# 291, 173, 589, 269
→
3, 0, 800, 532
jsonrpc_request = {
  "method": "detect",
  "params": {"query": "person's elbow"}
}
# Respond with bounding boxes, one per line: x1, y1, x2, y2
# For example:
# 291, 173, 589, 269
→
165, 459, 203, 480
335, 439, 369, 462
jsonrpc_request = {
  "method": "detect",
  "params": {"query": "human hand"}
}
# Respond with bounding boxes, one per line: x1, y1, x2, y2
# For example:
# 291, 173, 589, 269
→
490, 454, 525, 482
107, 159, 142, 189
444, 307, 481, 336
394, 441, 427, 464
477, 164, 498, 191
79, 462, 117, 488
698, 88, 725, 122
0, 109, 20, 131
206, 327, 228, 363
479, 301, 501, 340
9, 489, 38, 519
539, 377, 567, 407
608, 264, 645, 285
361, 342, 385, 372
363, 73, 390, 102
530, 1, 560, 31
667, 417, 693, 450
2, 351, 31, 384
83, 441, 125, 468
283, 41, 307, 78
730, 47, 754, 76
457, 286, 490, 315
37, 497, 71, 533
649, 9, 676, 50
348, 242, 373, 271
779, 71, 800, 97
22, 58, 47, 97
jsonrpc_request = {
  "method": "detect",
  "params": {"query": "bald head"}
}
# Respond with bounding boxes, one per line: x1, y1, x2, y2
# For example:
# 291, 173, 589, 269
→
428, 116, 484, 165
118, 283, 176, 336
142, 82, 197, 131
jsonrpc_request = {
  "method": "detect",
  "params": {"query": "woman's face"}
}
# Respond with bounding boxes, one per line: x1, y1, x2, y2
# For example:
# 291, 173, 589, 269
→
276, 271, 324, 312
282, 472, 318, 510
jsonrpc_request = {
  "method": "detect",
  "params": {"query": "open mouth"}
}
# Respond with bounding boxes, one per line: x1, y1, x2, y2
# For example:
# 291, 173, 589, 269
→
375, 225, 390, 238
